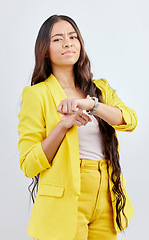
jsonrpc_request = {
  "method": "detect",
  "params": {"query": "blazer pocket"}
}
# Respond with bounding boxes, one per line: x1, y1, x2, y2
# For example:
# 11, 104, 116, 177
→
38, 184, 65, 198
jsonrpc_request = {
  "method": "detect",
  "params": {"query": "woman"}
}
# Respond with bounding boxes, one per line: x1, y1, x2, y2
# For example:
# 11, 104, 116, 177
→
18, 15, 137, 240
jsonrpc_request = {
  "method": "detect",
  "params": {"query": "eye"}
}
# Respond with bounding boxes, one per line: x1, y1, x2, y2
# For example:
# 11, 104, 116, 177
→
53, 38, 62, 42
70, 36, 78, 39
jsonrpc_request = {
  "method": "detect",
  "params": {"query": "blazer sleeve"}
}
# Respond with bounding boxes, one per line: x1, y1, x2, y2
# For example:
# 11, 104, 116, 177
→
94, 79, 137, 132
18, 86, 51, 178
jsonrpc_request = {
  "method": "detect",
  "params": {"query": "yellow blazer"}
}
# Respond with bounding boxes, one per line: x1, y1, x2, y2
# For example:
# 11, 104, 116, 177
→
18, 74, 137, 240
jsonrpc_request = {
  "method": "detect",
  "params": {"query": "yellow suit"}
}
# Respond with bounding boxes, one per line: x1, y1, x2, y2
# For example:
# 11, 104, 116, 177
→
18, 74, 137, 240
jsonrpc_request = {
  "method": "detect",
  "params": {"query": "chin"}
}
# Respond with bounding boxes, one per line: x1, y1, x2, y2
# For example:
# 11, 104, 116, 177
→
61, 59, 79, 66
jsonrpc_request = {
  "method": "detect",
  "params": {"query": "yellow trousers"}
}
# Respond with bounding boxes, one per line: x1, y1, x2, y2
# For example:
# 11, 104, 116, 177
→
37, 159, 117, 240
74, 159, 117, 240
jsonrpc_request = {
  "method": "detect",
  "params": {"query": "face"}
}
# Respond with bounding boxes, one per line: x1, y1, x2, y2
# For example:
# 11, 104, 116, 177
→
49, 20, 81, 69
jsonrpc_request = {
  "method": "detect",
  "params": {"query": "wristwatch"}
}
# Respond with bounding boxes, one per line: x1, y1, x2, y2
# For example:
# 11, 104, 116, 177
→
87, 97, 99, 115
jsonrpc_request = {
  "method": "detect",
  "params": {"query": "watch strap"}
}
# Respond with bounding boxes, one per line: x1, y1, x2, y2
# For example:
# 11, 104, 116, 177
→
87, 97, 99, 115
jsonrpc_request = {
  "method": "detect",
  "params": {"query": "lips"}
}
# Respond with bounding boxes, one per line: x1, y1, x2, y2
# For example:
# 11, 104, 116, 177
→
62, 51, 75, 55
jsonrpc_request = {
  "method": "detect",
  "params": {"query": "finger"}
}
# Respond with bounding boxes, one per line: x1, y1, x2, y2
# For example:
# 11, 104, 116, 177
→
57, 103, 63, 114
75, 110, 91, 125
75, 115, 89, 126
71, 99, 78, 112
67, 100, 73, 113
82, 113, 92, 122
62, 102, 68, 113
76, 109, 83, 116
73, 119, 82, 127
76, 110, 92, 122
70, 113, 82, 126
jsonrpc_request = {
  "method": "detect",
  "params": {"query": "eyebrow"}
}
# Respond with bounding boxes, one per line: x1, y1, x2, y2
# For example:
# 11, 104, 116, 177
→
51, 31, 77, 39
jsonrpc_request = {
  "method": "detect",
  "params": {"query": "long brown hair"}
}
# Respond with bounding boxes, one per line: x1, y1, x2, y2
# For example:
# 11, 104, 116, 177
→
29, 14, 127, 231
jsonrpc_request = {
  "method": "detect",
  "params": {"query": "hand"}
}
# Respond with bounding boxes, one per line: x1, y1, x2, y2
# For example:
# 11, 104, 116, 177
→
60, 109, 92, 130
57, 95, 95, 114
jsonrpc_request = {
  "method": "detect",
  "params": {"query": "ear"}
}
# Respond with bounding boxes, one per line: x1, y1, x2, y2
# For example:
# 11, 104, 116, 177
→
45, 51, 50, 58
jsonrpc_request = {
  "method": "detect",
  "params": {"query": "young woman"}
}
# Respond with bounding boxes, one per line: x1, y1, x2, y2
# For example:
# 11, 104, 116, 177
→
18, 15, 137, 240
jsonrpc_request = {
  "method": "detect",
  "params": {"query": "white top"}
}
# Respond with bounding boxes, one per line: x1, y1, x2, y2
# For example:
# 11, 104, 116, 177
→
77, 113, 105, 160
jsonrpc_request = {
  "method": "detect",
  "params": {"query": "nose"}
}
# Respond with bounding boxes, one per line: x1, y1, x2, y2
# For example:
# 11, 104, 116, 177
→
63, 37, 72, 48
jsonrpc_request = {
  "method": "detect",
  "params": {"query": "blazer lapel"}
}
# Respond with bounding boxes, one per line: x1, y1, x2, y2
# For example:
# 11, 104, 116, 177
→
45, 74, 66, 115
44, 74, 80, 195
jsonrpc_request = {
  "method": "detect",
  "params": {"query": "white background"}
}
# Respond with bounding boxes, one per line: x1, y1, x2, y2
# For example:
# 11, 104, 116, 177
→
0, 0, 149, 239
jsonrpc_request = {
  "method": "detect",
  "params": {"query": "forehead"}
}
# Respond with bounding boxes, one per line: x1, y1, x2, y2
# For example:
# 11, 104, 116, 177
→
50, 20, 76, 36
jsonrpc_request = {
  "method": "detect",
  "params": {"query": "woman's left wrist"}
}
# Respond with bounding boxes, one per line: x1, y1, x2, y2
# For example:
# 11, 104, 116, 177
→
89, 98, 95, 111
87, 97, 99, 115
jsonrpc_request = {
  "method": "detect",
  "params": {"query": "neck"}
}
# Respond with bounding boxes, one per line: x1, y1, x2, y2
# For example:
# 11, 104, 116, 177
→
52, 65, 75, 88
